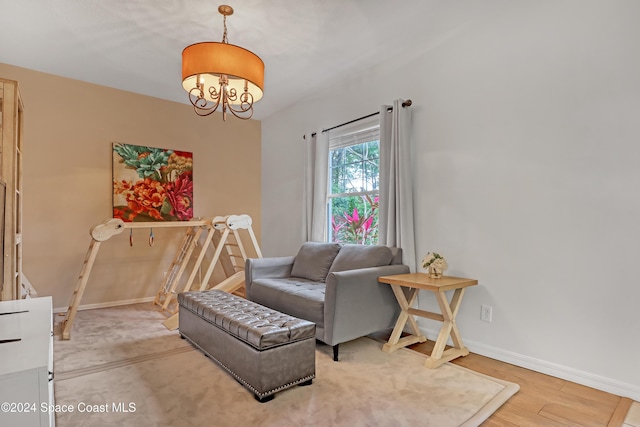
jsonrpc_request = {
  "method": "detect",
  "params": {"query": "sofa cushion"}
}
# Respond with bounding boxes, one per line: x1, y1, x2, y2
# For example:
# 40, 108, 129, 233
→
328, 244, 393, 273
291, 242, 341, 282
248, 278, 326, 328
389, 247, 404, 265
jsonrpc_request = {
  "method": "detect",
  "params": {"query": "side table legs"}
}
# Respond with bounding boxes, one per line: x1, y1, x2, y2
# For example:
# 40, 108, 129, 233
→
382, 286, 427, 352
425, 288, 469, 368
382, 285, 470, 369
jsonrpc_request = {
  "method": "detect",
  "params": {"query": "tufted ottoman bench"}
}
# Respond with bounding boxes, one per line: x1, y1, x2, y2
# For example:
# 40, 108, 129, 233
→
178, 289, 316, 402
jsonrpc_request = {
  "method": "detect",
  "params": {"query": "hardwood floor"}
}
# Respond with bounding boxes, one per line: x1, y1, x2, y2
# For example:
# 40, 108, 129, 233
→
370, 331, 632, 426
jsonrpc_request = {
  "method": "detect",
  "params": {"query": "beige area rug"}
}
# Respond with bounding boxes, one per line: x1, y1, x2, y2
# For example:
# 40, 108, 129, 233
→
53, 304, 518, 427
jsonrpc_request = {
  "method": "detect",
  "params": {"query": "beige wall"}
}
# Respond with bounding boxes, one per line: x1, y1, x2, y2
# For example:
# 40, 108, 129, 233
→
0, 62, 261, 310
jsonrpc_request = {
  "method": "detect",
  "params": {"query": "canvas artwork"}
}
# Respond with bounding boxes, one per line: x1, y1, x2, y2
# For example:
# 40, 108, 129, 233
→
112, 143, 193, 222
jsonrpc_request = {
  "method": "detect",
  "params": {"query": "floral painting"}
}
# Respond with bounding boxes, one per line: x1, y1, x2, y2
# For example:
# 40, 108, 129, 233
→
112, 143, 193, 222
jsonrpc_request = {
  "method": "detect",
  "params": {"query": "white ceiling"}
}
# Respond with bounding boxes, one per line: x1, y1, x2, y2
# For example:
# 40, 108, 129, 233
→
0, 0, 487, 120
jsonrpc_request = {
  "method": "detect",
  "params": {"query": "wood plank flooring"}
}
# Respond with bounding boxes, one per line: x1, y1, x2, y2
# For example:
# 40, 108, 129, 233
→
370, 331, 631, 426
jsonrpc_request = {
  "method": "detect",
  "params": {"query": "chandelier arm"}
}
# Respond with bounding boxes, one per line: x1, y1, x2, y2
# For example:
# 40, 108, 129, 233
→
226, 107, 254, 120
188, 86, 222, 117
221, 84, 255, 119
225, 101, 254, 119
229, 93, 254, 112
227, 87, 238, 102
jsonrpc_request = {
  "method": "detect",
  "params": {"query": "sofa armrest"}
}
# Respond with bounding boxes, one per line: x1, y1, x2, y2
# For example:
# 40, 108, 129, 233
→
244, 256, 295, 296
323, 263, 410, 346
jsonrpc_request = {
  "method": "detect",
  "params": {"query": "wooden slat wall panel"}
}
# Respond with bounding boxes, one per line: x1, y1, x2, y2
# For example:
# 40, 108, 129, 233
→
0, 78, 23, 301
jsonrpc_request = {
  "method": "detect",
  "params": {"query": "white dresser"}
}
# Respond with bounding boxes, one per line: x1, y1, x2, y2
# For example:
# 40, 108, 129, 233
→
0, 297, 55, 427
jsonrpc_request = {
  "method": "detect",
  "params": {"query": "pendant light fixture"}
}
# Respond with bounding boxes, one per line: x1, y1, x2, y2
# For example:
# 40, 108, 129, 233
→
182, 5, 264, 120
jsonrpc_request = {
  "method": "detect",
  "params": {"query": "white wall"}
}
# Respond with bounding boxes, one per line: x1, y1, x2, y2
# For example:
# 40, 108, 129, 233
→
261, 1, 640, 399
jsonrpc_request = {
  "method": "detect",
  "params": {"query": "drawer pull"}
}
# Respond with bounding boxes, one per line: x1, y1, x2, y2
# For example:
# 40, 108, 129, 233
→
0, 310, 29, 316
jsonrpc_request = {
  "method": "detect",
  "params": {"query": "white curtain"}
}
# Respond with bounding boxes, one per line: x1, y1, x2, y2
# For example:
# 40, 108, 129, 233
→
379, 99, 416, 271
302, 131, 329, 242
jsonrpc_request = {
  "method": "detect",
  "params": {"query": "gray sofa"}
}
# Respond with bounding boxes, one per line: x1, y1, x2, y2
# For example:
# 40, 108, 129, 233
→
245, 242, 410, 360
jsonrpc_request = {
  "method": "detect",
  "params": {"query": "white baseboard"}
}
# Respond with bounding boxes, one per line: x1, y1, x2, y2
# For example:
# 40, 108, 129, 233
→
419, 327, 640, 402
53, 296, 156, 314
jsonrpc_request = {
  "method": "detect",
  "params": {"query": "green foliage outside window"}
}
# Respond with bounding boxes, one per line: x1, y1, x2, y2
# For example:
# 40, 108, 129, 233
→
328, 140, 379, 245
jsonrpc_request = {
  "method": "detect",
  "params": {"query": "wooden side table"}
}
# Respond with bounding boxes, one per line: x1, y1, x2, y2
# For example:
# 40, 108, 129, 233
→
378, 273, 478, 368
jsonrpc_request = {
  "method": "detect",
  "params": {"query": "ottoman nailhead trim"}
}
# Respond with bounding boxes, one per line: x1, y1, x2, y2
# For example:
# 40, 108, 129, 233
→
182, 334, 315, 398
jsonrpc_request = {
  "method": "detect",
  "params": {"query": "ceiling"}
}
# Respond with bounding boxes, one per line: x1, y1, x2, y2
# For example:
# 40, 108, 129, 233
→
0, 0, 485, 120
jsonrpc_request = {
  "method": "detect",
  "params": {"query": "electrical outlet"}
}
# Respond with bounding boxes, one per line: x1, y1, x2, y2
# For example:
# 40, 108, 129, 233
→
481, 305, 493, 323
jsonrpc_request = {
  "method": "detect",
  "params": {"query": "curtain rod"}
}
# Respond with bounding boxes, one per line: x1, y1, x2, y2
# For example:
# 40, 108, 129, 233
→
304, 99, 412, 139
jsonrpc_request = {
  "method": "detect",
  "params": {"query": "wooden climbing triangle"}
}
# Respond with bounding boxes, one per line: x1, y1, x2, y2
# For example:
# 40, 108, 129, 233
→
158, 214, 262, 330
154, 214, 262, 313
60, 215, 261, 340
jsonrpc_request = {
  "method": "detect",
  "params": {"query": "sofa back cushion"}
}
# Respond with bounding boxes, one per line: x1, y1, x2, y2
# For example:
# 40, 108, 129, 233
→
390, 247, 404, 265
328, 244, 393, 273
291, 242, 342, 282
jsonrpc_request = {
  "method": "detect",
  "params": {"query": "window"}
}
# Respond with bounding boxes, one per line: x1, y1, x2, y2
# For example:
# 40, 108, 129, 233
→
327, 120, 380, 245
